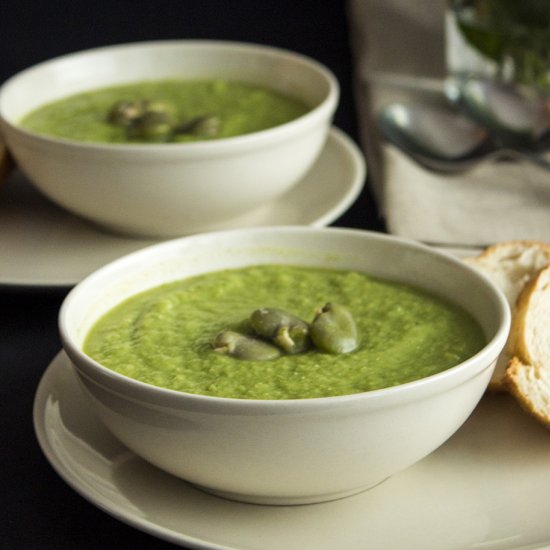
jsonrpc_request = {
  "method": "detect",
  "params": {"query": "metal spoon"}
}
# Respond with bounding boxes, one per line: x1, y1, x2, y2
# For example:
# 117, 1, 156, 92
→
445, 73, 550, 150
378, 102, 550, 174
378, 102, 499, 173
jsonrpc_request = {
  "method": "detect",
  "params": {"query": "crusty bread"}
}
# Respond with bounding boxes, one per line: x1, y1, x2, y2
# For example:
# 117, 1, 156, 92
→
506, 357, 550, 429
506, 357, 550, 428
504, 265, 550, 427
464, 241, 550, 391
507, 264, 550, 366
464, 240, 550, 305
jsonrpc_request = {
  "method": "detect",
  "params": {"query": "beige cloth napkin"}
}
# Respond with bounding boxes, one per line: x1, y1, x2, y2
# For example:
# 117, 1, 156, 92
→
383, 145, 550, 245
347, 0, 550, 246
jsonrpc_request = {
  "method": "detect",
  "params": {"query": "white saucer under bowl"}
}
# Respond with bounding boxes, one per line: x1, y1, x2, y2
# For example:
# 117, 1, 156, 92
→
35, 352, 550, 550
0, 127, 365, 288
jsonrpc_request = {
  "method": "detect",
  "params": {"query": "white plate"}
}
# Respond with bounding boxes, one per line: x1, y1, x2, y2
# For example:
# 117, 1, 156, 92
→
0, 127, 365, 288
35, 352, 550, 550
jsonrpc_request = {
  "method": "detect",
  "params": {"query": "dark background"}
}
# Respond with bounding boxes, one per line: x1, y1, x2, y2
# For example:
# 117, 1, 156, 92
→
0, 2, 383, 548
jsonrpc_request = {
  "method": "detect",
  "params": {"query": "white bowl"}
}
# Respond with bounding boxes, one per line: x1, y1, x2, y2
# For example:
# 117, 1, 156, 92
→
0, 41, 338, 237
59, 227, 510, 505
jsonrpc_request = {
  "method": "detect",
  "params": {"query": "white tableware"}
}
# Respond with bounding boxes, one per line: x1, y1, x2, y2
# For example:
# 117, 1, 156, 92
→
0, 127, 364, 288
35, 352, 550, 550
0, 40, 338, 237
59, 226, 509, 505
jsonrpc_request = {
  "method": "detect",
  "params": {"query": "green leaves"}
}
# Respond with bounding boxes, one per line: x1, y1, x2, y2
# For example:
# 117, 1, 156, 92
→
451, 0, 550, 90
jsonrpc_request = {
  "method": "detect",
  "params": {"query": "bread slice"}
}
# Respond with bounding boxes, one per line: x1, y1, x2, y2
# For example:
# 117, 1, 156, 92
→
506, 360, 550, 429
464, 240, 550, 305
464, 241, 550, 391
507, 264, 550, 365
504, 266, 550, 428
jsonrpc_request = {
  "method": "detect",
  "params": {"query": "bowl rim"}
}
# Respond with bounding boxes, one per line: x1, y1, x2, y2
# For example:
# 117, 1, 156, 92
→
0, 39, 340, 153
59, 226, 511, 411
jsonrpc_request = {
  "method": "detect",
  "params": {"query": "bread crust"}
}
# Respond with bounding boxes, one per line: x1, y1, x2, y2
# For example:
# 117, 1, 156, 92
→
464, 240, 550, 303
465, 242, 550, 391
505, 357, 550, 429
468, 240, 550, 261
508, 265, 550, 367
501, 265, 550, 428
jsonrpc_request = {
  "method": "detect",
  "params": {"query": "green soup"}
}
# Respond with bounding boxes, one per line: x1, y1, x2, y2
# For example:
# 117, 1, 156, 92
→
19, 79, 309, 143
83, 265, 486, 400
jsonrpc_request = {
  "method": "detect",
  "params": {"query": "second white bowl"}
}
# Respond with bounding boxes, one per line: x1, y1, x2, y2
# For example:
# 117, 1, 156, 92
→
0, 41, 339, 237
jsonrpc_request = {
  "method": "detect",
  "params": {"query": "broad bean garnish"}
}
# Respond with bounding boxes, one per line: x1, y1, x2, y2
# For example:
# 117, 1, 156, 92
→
107, 100, 148, 127
174, 115, 222, 138
250, 307, 310, 354
212, 303, 358, 361
213, 330, 282, 361
107, 99, 222, 142
310, 303, 358, 354
127, 110, 174, 142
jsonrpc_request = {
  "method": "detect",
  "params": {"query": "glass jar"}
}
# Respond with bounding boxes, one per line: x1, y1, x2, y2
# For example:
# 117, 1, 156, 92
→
447, 0, 550, 95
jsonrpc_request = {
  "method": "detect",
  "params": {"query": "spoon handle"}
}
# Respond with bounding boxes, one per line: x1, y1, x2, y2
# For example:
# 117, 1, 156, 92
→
0, 133, 15, 187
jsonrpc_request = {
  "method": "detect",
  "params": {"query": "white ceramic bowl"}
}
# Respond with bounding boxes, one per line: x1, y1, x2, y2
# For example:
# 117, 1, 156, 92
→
0, 41, 338, 237
59, 227, 510, 505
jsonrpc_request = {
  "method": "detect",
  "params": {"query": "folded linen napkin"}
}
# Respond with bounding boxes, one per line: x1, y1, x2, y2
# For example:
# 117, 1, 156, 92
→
383, 144, 550, 246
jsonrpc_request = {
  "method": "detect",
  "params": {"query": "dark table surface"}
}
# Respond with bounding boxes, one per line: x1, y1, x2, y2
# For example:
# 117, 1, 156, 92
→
0, 2, 386, 549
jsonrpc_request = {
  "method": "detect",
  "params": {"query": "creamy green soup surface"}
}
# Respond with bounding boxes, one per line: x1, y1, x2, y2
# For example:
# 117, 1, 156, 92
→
19, 79, 309, 143
83, 265, 485, 400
